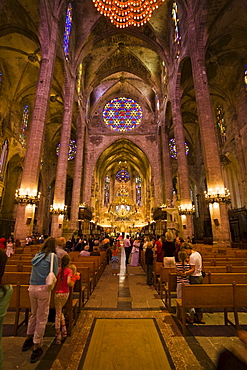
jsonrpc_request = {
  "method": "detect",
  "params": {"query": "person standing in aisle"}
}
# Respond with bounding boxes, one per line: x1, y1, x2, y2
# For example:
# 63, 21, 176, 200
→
123, 235, 131, 266
145, 242, 154, 285
21, 237, 58, 363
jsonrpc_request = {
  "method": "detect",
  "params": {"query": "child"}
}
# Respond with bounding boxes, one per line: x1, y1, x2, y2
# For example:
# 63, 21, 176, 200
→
145, 242, 154, 285
111, 243, 120, 275
69, 264, 80, 284
54, 255, 73, 344
176, 250, 193, 323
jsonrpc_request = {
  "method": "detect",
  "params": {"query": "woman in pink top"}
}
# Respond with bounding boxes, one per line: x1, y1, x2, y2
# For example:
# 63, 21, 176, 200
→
54, 255, 73, 344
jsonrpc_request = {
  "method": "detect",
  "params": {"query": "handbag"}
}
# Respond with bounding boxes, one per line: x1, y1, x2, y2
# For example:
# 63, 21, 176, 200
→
46, 252, 57, 291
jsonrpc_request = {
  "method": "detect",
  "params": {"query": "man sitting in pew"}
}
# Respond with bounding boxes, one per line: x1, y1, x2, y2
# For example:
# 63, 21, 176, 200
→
182, 243, 205, 324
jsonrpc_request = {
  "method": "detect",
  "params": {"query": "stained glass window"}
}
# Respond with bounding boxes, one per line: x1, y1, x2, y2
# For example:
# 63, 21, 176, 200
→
172, 3, 181, 45
63, 3, 72, 59
116, 184, 129, 197
244, 64, 247, 89
20, 104, 29, 146
0, 71, 2, 83
162, 61, 167, 87
103, 97, 142, 132
116, 169, 130, 183
136, 172, 142, 206
104, 175, 110, 207
77, 62, 83, 95
169, 138, 189, 159
56, 139, 76, 160
216, 105, 226, 144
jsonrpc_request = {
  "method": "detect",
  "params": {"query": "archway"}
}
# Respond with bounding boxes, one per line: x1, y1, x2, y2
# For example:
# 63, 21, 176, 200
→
91, 139, 152, 234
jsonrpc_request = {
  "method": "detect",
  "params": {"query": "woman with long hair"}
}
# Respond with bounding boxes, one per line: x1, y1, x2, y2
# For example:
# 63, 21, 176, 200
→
0, 249, 13, 368
54, 254, 74, 344
21, 237, 58, 364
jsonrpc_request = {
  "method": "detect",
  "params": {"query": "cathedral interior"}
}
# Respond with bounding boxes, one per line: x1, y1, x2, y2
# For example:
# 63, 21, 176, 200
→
1, 1, 247, 369
0, 0, 247, 242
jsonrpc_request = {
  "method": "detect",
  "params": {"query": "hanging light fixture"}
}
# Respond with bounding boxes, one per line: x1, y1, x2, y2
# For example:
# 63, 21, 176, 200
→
92, 0, 166, 28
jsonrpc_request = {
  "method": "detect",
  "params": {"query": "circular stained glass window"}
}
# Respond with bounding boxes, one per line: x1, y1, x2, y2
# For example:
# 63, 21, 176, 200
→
116, 169, 130, 183
169, 138, 189, 159
103, 97, 142, 132
56, 139, 77, 161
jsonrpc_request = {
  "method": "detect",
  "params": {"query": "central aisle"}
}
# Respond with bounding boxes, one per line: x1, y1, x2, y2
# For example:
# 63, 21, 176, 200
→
84, 247, 163, 310
49, 247, 202, 370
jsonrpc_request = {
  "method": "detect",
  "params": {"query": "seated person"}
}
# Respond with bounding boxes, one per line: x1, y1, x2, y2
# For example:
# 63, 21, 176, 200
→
79, 245, 90, 256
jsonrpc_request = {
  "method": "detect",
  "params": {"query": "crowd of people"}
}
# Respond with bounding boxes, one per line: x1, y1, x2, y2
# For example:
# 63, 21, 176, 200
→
0, 230, 202, 365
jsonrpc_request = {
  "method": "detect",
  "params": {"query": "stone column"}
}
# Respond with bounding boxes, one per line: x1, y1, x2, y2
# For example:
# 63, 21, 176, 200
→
187, 5, 231, 244
51, 72, 76, 237
81, 127, 90, 205
170, 92, 193, 240
69, 100, 86, 231
228, 105, 247, 205
160, 102, 173, 205
14, 0, 62, 241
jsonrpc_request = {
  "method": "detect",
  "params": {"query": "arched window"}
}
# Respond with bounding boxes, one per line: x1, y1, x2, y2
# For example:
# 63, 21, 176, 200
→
216, 104, 226, 144
56, 139, 76, 160
77, 62, 83, 95
103, 97, 142, 132
136, 172, 142, 206
63, 3, 72, 59
169, 138, 189, 159
20, 104, 29, 146
172, 2, 181, 45
104, 175, 110, 207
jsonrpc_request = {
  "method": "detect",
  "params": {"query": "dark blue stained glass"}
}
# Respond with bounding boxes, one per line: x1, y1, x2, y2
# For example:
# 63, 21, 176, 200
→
103, 97, 142, 132
63, 4, 72, 58
116, 169, 130, 183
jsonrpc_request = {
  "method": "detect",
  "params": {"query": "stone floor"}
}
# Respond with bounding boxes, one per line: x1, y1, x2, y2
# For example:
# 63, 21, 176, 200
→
2, 248, 247, 369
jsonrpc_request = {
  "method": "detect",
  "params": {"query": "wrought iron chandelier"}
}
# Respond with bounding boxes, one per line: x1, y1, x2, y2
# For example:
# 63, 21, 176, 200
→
92, 0, 166, 28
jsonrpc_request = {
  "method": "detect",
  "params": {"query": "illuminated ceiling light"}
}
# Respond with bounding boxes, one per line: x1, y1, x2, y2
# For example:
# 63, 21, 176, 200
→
92, 0, 166, 28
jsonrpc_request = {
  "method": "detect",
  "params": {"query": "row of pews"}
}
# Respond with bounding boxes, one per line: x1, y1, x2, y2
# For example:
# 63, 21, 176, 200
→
4, 248, 107, 336
142, 244, 247, 336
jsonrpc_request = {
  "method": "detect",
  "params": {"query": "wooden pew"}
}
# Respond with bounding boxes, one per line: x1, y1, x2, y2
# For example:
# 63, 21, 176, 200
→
73, 274, 86, 312
64, 286, 79, 336
176, 284, 234, 336
164, 273, 177, 310
8, 284, 30, 335
229, 266, 247, 273
74, 266, 92, 300
203, 266, 229, 273
208, 273, 247, 284
233, 283, 247, 330
157, 267, 176, 299
73, 261, 97, 289
73, 256, 100, 282
152, 262, 163, 290
2, 272, 30, 285
5, 265, 20, 272
164, 272, 210, 310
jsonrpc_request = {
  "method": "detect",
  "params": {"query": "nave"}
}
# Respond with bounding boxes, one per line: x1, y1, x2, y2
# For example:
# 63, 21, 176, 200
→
3, 248, 247, 370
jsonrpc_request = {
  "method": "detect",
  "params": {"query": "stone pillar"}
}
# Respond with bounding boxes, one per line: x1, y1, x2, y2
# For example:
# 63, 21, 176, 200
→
14, 0, 61, 240
170, 93, 193, 240
69, 101, 86, 231
160, 103, 173, 205
51, 73, 76, 237
187, 5, 231, 244
228, 105, 247, 205
81, 128, 90, 205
